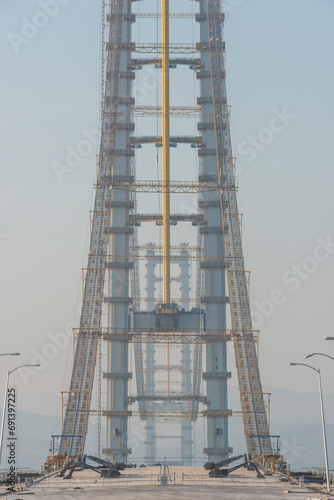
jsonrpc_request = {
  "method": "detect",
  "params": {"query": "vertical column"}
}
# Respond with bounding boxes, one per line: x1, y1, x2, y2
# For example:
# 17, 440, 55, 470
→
144, 245, 156, 462
181, 421, 193, 465
104, 1, 133, 464
198, 1, 231, 463
180, 245, 193, 465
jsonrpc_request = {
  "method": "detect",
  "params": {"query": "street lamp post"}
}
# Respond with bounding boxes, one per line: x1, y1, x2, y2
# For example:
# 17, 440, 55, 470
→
305, 353, 334, 362
0, 353, 20, 358
288, 362, 331, 492
0, 364, 40, 466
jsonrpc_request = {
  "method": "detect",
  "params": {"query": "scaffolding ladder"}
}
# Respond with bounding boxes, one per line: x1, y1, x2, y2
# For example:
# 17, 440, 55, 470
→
58, 0, 125, 458
207, 0, 272, 458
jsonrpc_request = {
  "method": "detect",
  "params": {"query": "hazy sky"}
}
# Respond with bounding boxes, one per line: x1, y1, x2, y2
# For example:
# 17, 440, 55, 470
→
0, 0, 334, 431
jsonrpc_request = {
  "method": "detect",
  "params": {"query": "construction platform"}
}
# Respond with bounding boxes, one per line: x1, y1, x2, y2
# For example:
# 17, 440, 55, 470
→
3, 466, 331, 500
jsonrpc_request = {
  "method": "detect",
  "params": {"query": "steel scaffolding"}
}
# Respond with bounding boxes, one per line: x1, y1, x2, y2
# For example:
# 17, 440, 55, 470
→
138, 244, 200, 464
55, 0, 275, 471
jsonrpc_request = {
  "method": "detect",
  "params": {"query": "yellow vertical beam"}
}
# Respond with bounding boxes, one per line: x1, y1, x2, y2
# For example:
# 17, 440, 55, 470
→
162, 0, 170, 305
166, 341, 170, 397
162, 0, 170, 397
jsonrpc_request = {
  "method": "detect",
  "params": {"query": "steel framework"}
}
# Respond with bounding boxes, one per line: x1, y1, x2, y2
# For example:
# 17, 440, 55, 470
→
206, 0, 271, 457
56, 0, 273, 469
58, 0, 124, 459
137, 244, 201, 464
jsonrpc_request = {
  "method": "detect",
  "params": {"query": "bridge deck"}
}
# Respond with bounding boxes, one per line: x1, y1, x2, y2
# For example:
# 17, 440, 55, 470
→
15, 466, 324, 499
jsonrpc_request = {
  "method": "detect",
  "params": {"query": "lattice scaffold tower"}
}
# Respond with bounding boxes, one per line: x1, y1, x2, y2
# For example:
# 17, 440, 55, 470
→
56, 0, 276, 468
138, 243, 201, 464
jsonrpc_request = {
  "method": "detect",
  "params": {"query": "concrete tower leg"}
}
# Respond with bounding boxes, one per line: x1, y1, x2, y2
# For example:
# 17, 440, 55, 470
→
181, 421, 193, 465
179, 246, 193, 465
145, 419, 156, 464
145, 341, 156, 462
181, 342, 192, 464
181, 342, 193, 465
198, 1, 231, 463
104, 0, 133, 464
144, 245, 157, 462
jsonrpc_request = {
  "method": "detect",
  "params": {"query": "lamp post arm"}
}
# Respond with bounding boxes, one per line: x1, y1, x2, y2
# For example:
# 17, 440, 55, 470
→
293, 362, 320, 374
9, 364, 35, 376
314, 353, 334, 362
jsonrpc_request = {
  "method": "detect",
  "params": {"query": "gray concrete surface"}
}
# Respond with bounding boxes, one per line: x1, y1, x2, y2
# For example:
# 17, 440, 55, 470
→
0, 466, 331, 499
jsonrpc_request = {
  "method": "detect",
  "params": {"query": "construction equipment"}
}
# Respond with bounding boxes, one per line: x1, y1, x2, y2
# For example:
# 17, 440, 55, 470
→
205, 454, 265, 479
209, 460, 247, 478
204, 453, 245, 472
59, 455, 122, 480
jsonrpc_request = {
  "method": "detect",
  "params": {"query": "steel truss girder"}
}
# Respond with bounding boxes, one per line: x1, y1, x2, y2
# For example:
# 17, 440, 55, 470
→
131, 105, 201, 117
131, 57, 201, 69
131, 135, 202, 146
134, 244, 199, 253
110, 180, 218, 193
128, 395, 208, 403
103, 410, 234, 418
107, 254, 239, 265
107, 329, 230, 344
135, 13, 195, 19
129, 213, 203, 224
73, 327, 258, 344
107, 42, 223, 54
